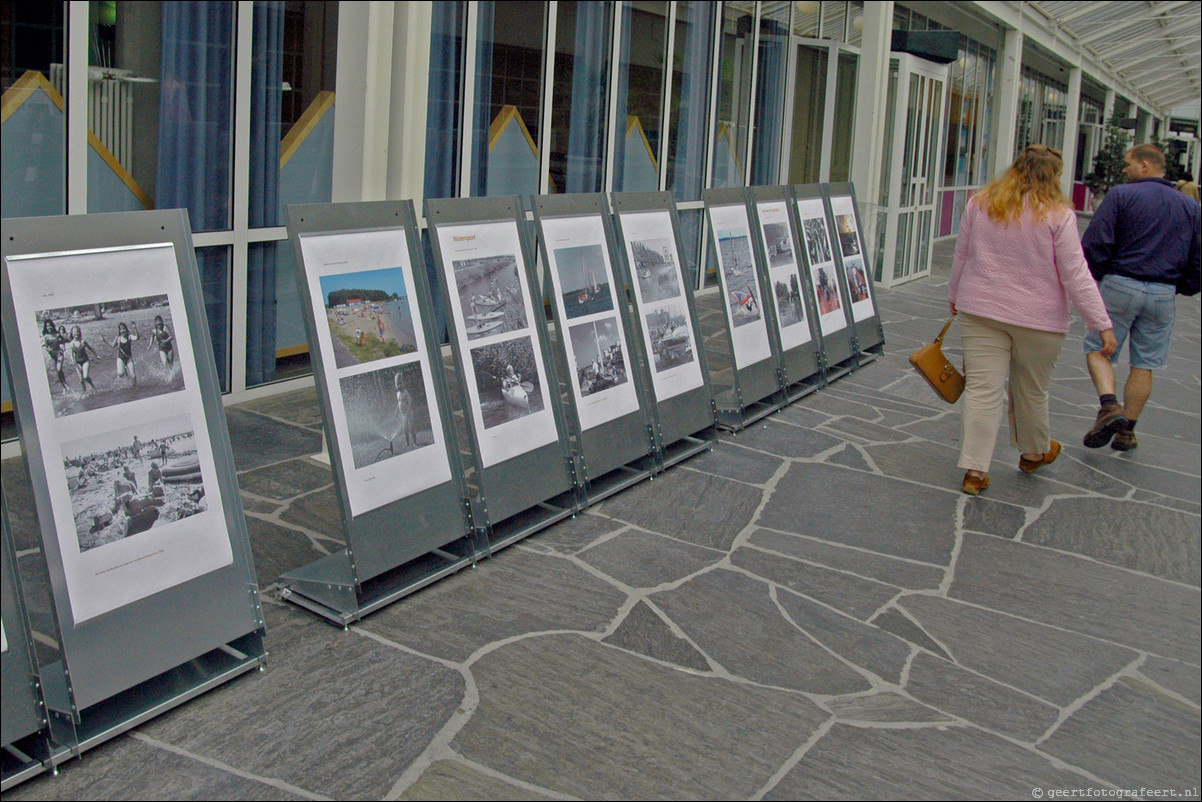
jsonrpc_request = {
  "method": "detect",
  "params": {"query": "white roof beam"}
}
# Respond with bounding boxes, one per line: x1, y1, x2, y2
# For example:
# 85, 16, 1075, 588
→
1097, 33, 1201, 65
1076, 2, 1195, 46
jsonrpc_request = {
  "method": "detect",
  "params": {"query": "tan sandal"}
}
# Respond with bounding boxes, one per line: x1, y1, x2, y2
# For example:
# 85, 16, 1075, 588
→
962, 472, 990, 495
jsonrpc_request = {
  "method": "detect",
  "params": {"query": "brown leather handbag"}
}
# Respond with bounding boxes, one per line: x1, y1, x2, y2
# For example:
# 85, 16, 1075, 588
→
908, 314, 964, 403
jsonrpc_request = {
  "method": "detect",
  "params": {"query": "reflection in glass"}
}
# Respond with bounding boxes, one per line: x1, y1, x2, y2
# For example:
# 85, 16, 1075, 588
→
1, 2, 66, 219
613, 1, 667, 193
553, 1, 613, 194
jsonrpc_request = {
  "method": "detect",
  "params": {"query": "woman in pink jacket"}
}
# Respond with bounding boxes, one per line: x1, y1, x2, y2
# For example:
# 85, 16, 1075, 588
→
950, 144, 1117, 495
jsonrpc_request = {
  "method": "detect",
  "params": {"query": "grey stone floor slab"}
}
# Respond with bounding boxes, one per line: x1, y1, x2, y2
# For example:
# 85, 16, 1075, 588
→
746, 528, 947, 590
1039, 676, 1201, 790
453, 633, 830, 800
396, 759, 560, 801
824, 691, 953, 724
765, 722, 1091, 800
601, 598, 711, 671
580, 527, 725, 589
730, 545, 902, 620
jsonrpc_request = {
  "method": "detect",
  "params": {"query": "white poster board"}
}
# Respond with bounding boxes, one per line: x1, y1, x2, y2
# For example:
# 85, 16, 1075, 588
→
435, 220, 558, 468
5, 244, 232, 625
618, 210, 705, 401
539, 215, 641, 431
795, 197, 848, 336
828, 195, 876, 323
754, 200, 812, 352
298, 229, 453, 516
707, 203, 773, 369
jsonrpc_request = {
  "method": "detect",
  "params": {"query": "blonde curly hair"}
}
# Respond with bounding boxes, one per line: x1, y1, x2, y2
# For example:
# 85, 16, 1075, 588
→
974, 144, 1069, 225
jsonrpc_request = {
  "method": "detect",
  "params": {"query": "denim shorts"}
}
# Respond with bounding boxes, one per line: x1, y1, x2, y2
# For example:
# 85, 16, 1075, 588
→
1083, 274, 1176, 369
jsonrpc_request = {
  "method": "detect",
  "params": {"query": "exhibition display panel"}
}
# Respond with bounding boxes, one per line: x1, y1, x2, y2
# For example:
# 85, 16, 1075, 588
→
278, 201, 476, 626
0, 210, 266, 766
609, 192, 718, 468
823, 182, 886, 361
426, 195, 579, 553
533, 193, 658, 504
791, 184, 860, 380
702, 187, 787, 430
747, 185, 826, 402
1, 499, 59, 789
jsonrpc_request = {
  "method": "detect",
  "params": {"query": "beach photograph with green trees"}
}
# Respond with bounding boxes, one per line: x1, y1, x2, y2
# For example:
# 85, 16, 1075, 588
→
319, 267, 418, 368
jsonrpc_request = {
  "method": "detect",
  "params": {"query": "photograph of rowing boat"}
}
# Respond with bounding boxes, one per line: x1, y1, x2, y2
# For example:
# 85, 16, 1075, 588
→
452, 253, 529, 340
469, 336, 545, 429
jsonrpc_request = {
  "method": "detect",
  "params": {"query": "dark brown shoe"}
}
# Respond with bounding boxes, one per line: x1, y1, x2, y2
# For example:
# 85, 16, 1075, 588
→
1111, 428, 1138, 451
1084, 404, 1128, 448
962, 472, 990, 495
1019, 440, 1062, 474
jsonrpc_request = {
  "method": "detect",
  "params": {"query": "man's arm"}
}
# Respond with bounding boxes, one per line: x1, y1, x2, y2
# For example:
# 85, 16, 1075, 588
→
1081, 193, 1118, 281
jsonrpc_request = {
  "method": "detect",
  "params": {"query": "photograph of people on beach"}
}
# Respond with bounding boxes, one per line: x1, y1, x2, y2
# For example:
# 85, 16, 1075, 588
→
318, 267, 417, 368
61, 414, 208, 554
35, 295, 186, 418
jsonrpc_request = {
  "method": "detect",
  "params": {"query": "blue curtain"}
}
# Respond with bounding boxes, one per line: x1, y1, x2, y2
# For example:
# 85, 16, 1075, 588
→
471, 2, 495, 196
565, 1, 609, 194
156, 1, 234, 232
671, 1, 714, 203
246, 1, 284, 386
751, 17, 787, 185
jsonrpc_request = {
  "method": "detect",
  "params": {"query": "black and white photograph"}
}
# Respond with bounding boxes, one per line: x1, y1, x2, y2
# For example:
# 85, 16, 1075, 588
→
645, 302, 696, 372
469, 336, 547, 429
802, 216, 834, 265
718, 228, 762, 328
452, 253, 528, 340
61, 414, 208, 554
836, 212, 862, 257
630, 236, 683, 303
762, 221, 794, 268
554, 243, 614, 319
36, 295, 186, 418
319, 267, 417, 368
774, 274, 806, 328
337, 361, 436, 469
569, 317, 629, 397
844, 255, 871, 303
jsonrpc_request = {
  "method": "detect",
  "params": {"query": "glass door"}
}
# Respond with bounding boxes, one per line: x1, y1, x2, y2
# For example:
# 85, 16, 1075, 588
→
875, 53, 948, 288
784, 39, 858, 185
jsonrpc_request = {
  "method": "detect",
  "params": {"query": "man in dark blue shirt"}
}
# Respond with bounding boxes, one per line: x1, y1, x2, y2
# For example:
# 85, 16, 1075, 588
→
1080, 143, 1201, 451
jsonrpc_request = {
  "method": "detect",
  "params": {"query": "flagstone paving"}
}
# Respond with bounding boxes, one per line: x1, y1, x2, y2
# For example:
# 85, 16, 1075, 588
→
4, 235, 1198, 800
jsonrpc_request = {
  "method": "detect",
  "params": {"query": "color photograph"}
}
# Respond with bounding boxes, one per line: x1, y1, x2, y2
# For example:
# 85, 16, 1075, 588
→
338, 361, 436, 469
717, 228, 762, 328
61, 414, 207, 554
554, 243, 615, 319
813, 265, 843, 315
844, 255, 871, 303
836, 212, 861, 257
319, 267, 417, 368
452, 254, 528, 340
36, 295, 186, 418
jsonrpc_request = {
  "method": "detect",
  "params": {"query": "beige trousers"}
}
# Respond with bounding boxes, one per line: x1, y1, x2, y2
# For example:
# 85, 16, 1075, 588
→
957, 312, 1066, 473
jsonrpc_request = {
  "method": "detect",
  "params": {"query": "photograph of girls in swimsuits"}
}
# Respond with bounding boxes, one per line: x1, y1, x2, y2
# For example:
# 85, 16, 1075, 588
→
36, 294, 186, 418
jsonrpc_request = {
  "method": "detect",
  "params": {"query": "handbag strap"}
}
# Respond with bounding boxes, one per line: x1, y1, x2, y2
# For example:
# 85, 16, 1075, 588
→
934, 312, 957, 344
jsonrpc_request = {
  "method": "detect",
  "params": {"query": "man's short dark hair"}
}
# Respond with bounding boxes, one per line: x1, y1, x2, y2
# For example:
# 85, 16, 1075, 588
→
1127, 144, 1166, 171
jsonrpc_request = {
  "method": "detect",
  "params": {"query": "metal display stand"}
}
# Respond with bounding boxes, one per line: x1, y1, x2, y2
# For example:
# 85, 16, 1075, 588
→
0, 210, 266, 764
747, 185, 826, 402
791, 184, 859, 381
822, 183, 886, 361
426, 196, 579, 554
532, 194, 658, 504
702, 187, 786, 430
609, 192, 719, 469
2, 497, 61, 790
277, 201, 476, 627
